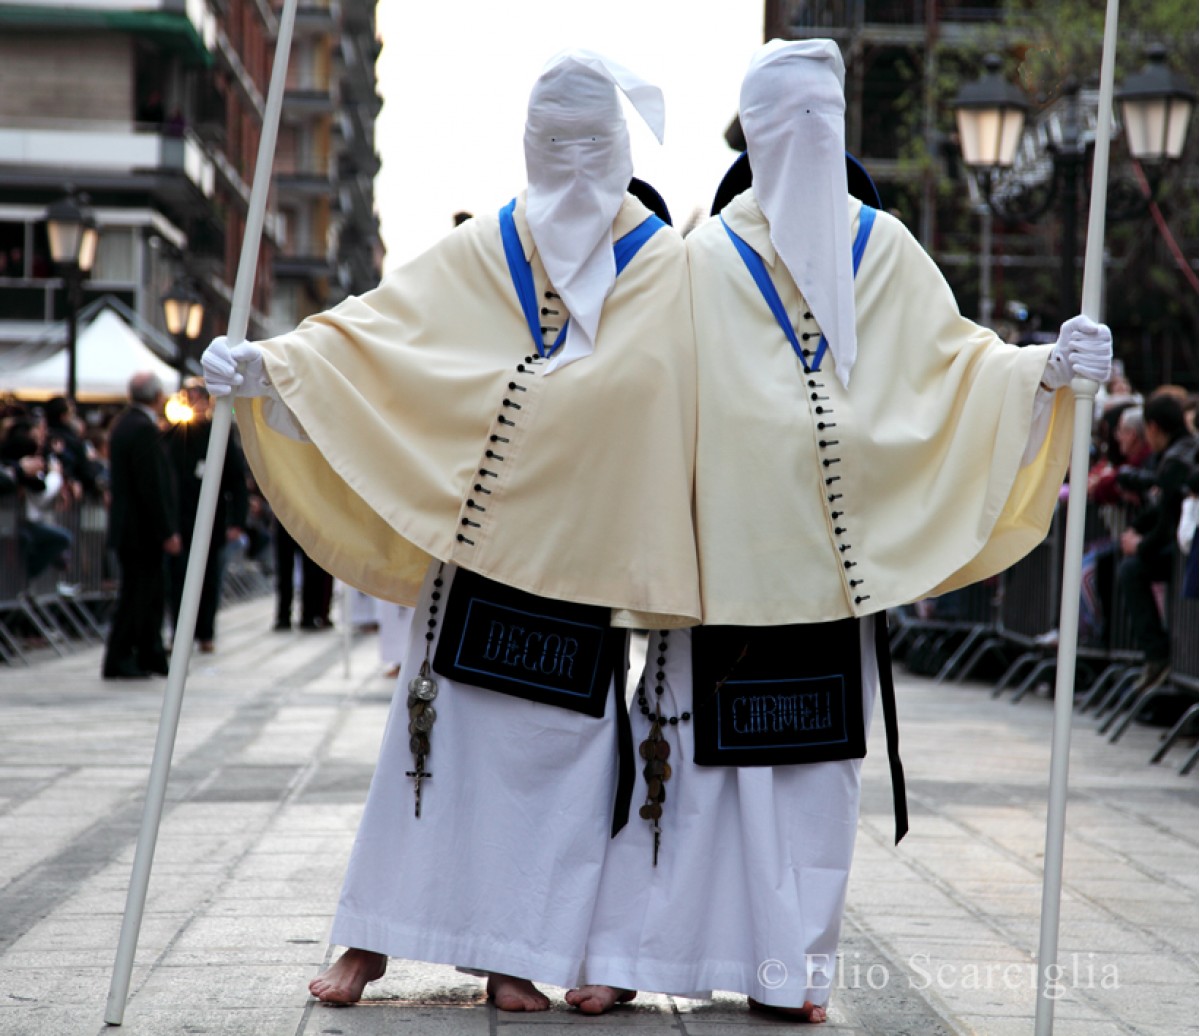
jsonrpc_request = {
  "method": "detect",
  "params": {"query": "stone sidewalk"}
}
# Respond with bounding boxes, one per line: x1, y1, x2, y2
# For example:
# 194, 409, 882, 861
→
0, 595, 1195, 1035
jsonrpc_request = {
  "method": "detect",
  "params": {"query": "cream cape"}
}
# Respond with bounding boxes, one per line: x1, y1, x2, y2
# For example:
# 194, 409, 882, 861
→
235, 193, 699, 628
690, 189, 1071, 626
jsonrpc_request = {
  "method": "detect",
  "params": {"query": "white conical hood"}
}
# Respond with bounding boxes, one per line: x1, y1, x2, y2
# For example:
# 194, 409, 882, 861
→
740, 39, 857, 386
524, 49, 665, 372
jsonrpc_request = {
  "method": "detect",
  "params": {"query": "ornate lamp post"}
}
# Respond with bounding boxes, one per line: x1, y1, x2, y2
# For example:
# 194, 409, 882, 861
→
952, 54, 1029, 326
161, 277, 207, 389
45, 192, 99, 404
953, 48, 1195, 328
1116, 45, 1197, 167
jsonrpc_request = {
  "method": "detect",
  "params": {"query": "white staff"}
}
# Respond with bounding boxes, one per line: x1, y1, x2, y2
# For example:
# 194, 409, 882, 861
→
104, 0, 299, 1023
1035, 1, 1119, 1031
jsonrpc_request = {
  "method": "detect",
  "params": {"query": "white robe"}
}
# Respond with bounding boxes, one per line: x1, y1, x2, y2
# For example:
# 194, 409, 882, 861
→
242, 196, 698, 984
330, 562, 624, 986
580, 624, 877, 1008
577, 189, 1070, 1009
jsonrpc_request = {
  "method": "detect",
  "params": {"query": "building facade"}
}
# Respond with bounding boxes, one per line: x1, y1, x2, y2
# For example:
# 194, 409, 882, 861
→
270, 0, 381, 335
0, 0, 381, 378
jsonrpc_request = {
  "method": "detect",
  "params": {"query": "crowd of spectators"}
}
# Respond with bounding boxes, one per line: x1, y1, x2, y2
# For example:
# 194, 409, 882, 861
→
0, 384, 285, 665
1080, 373, 1198, 717
0, 395, 107, 592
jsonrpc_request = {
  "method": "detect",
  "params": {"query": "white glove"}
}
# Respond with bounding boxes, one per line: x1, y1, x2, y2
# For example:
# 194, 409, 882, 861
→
1041, 315, 1113, 391
201, 335, 271, 398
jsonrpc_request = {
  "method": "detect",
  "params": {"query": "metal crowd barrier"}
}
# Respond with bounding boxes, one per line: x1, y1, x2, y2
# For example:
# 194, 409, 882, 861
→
0, 496, 27, 662
1136, 547, 1197, 772
0, 494, 115, 663
901, 498, 1199, 773
219, 539, 273, 603
888, 578, 997, 679
0, 495, 269, 665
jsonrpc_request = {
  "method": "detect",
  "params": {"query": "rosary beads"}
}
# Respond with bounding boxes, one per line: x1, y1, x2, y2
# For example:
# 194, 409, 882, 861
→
405, 565, 444, 817
636, 630, 690, 864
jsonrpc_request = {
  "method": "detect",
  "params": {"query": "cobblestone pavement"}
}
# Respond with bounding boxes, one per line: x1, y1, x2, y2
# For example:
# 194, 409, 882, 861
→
0, 596, 1195, 1035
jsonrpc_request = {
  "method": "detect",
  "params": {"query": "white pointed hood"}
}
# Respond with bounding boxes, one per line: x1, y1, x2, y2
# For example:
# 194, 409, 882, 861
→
523, 49, 665, 372
739, 39, 858, 387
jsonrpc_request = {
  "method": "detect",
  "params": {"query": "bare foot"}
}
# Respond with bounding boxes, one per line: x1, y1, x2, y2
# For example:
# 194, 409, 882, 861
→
486, 972, 551, 1011
308, 948, 387, 1004
566, 984, 637, 1015
748, 997, 827, 1023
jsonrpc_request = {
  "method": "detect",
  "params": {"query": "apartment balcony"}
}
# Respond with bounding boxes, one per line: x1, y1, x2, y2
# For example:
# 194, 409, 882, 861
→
340, 77, 382, 116
335, 174, 374, 222
769, 0, 1005, 44
339, 34, 380, 87
0, 119, 215, 200
0, 1, 215, 63
0, 279, 135, 329
273, 253, 333, 282
284, 88, 337, 116
340, 0, 374, 34
294, 0, 341, 35
335, 106, 378, 153
276, 168, 335, 198
336, 149, 379, 180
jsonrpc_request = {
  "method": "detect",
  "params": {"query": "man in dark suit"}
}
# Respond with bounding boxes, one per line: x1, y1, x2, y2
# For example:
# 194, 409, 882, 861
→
163, 379, 248, 653
102, 372, 181, 679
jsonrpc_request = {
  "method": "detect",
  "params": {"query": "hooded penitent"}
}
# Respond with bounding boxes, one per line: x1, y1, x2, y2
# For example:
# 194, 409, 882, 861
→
523, 49, 665, 372
690, 38, 1072, 625
739, 38, 858, 388
232, 50, 698, 628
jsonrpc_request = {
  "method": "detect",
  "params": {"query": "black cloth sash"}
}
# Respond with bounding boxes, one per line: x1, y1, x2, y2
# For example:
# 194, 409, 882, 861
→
692, 618, 866, 767
690, 614, 908, 844
432, 568, 634, 834
874, 611, 909, 845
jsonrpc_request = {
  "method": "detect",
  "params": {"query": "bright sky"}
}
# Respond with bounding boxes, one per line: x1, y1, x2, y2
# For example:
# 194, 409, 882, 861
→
373, 1, 765, 272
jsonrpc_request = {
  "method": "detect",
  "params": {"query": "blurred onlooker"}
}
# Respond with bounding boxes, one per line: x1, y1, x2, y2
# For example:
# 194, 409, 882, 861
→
44, 396, 102, 498
0, 414, 73, 586
1089, 405, 1152, 508
84, 425, 111, 500
1092, 357, 1138, 419
242, 478, 274, 569
1181, 468, 1198, 600
1117, 393, 1199, 691
273, 517, 333, 632
162, 379, 248, 653
101, 372, 181, 680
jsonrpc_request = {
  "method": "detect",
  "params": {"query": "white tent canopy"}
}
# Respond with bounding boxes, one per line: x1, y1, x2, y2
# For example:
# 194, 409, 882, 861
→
0, 309, 181, 402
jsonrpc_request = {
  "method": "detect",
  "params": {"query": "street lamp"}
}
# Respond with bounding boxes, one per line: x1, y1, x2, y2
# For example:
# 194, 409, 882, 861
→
1116, 45, 1197, 167
952, 55, 1030, 327
954, 54, 1030, 172
953, 48, 1195, 328
161, 277, 206, 388
45, 192, 99, 404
